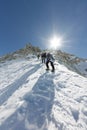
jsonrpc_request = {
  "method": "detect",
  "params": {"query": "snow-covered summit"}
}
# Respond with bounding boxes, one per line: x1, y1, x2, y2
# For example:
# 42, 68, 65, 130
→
0, 53, 87, 130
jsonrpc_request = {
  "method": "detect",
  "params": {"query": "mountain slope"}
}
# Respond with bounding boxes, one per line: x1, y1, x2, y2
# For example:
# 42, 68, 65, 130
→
0, 55, 87, 130
55, 50, 87, 77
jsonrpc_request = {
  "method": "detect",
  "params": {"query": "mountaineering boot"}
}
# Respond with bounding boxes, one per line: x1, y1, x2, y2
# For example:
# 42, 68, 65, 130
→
51, 69, 55, 72
46, 68, 50, 71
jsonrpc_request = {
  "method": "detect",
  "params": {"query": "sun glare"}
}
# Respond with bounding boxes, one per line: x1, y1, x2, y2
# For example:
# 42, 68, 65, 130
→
49, 36, 62, 50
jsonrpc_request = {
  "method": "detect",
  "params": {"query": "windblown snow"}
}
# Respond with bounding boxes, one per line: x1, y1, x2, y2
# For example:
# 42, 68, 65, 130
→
0, 56, 87, 130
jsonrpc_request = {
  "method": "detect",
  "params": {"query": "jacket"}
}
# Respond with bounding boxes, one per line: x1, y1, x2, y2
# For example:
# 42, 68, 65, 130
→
46, 53, 55, 62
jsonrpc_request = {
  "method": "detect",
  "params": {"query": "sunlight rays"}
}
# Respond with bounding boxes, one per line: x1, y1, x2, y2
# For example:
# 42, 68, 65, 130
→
49, 35, 63, 50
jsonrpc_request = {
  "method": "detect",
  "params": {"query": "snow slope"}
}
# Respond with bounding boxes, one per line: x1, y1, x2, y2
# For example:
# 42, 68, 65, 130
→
0, 56, 87, 130
74, 60, 87, 77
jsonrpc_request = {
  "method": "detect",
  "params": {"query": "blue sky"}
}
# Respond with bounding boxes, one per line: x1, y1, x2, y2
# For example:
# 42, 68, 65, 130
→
0, 0, 87, 58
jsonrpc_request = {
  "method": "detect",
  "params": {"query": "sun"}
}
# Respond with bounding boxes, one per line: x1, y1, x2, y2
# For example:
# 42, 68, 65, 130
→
49, 35, 62, 50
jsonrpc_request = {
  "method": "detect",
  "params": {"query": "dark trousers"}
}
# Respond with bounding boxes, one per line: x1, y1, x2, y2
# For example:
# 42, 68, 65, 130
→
46, 60, 55, 70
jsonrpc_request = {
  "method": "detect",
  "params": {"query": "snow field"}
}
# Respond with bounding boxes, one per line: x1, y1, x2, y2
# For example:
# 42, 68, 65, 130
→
0, 57, 87, 130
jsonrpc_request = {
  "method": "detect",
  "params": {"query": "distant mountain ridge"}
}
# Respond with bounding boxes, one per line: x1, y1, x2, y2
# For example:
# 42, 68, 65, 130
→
0, 44, 87, 77
55, 50, 87, 77
0, 43, 41, 62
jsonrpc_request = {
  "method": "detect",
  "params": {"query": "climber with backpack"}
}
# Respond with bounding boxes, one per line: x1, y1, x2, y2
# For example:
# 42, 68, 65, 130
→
41, 52, 46, 63
45, 52, 55, 72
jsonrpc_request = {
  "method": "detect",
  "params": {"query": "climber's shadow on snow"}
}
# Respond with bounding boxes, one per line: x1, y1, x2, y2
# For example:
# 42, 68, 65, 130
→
0, 63, 40, 105
24, 73, 55, 129
0, 73, 55, 130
